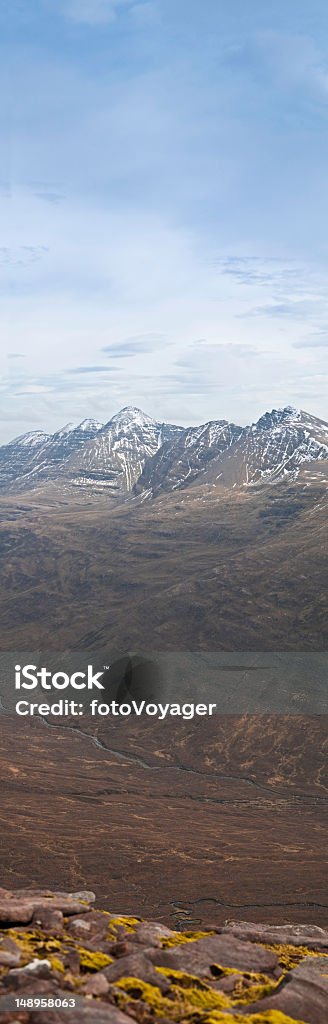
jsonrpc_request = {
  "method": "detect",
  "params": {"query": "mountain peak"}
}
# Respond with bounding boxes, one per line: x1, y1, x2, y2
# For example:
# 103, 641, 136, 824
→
76, 418, 103, 432
53, 422, 77, 438
252, 406, 302, 432
105, 406, 158, 431
11, 430, 50, 448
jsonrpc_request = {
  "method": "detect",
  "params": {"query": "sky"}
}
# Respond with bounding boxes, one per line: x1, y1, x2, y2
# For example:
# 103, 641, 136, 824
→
1, 0, 328, 441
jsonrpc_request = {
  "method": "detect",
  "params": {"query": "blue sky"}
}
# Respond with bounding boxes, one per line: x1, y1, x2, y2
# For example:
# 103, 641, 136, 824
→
0, 0, 328, 440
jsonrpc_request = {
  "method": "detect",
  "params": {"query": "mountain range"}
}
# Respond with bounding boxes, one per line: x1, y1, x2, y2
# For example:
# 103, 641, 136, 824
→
0, 404, 327, 499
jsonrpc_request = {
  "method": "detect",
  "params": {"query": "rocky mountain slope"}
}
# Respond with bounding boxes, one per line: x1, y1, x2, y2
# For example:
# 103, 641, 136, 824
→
0, 419, 103, 493
64, 408, 184, 496
0, 886, 327, 1022
134, 419, 243, 497
0, 406, 327, 499
135, 407, 328, 497
0, 409, 184, 498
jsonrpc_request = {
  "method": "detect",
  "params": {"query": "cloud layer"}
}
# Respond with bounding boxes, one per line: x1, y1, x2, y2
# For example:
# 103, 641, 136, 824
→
0, 1, 327, 440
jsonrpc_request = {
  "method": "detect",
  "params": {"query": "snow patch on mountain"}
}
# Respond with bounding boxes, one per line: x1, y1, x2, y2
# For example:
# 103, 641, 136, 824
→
11, 431, 50, 448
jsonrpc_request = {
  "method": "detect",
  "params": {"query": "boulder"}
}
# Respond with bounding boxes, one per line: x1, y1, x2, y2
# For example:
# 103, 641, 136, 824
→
103, 951, 171, 993
0, 888, 94, 926
150, 932, 281, 978
133, 921, 176, 947
223, 919, 328, 950
244, 955, 328, 1024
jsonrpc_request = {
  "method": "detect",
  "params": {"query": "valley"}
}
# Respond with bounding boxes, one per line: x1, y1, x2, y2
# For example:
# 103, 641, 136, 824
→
0, 712, 327, 928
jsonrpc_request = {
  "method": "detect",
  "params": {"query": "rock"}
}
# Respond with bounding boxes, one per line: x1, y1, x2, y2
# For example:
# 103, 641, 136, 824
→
66, 910, 109, 941
295, 956, 328, 978
133, 922, 176, 947
223, 919, 328, 950
0, 898, 35, 924
82, 972, 110, 996
0, 950, 21, 966
212, 972, 244, 993
108, 940, 144, 958
0, 888, 94, 926
244, 955, 328, 1024
0, 951, 21, 968
68, 891, 96, 903
32, 898, 92, 917
66, 918, 91, 937
63, 949, 81, 975
2, 959, 53, 990
103, 952, 171, 993
0, 938, 21, 967
107, 941, 130, 958
32, 909, 64, 935
150, 932, 281, 978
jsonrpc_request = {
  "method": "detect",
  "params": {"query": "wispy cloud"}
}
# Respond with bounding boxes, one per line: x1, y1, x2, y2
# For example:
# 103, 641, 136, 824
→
216, 256, 290, 287
217, 256, 303, 295
51, 0, 142, 25
66, 365, 115, 374
239, 300, 321, 320
294, 332, 328, 348
223, 31, 328, 106
102, 334, 164, 358
175, 341, 259, 370
0, 246, 49, 268
34, 192, 64, 205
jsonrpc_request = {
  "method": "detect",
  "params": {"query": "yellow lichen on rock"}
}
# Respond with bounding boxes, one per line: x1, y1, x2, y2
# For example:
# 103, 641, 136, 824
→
201, 1013, 306, 1024
75, 947, 112, 970
161, 929, 215, 948
49, 955, 65, 974
261, 942, 328, 971
6, 928, 64, 964
5, 927, 112, 973
232, 977, 279, 1005
116, 976, 175, 1015
157, 966, 219, 986
115, 976, 306, 1023
107, 915, 140, 936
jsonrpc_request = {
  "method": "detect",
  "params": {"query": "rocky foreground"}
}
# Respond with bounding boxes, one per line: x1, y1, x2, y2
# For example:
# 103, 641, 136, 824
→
0, 888, 327, 1023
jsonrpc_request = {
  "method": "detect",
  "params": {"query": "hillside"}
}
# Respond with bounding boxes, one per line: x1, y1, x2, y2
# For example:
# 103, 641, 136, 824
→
0, 472, 326, 650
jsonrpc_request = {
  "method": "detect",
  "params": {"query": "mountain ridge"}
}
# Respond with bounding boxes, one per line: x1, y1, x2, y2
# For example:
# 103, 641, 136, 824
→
0, 404, 327, 499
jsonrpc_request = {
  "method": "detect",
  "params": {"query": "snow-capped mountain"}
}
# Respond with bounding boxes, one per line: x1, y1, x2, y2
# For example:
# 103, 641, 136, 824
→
0, 418, 103, 492
0, 408, 184, 496
65, 407, 184, 494
0, 405, 327, 498
134, 419, 243, 496
198, 406, 328, 490
245, 407, 328, 483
